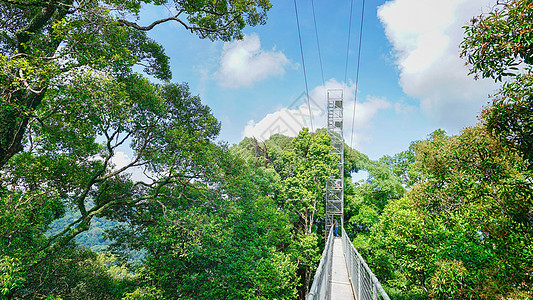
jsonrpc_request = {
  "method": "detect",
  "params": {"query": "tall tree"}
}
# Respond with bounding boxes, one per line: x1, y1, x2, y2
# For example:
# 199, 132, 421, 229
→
0, 0, 272, 168
461, 0, 533, 167
233, 129, 339, 299
107, 147, 299, 300
1, 1, 272, 297
275, 129, 336, 235
265, 129, 336, 298
345, 156, 405, 238
365, 126, 533, 299
0, 77, 222, 298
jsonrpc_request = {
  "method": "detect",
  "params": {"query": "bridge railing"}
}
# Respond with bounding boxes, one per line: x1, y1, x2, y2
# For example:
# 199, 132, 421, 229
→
307, 227, 334, 300
342, 227, 390, 300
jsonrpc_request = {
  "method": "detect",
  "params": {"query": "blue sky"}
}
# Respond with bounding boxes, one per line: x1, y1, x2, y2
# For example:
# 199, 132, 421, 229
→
138, 0, 500, 160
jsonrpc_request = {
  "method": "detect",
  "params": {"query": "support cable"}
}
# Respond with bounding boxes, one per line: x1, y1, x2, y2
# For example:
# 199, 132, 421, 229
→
311, 0, 327, 105
349, 0, 366, 149
293, 0, 314, 131
343, 0, 354, 86
311, 0, 325, 88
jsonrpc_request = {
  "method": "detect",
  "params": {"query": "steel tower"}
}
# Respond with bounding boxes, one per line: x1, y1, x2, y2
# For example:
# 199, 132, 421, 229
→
325, 89, 344, 234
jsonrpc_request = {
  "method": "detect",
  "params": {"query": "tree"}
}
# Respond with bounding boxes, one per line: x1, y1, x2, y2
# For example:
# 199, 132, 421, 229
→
341, 141, 411, 249
365, 126, 533, 299
461, 0, 533, 81
345, 158, 404, 237
275, 129, 336, 235
1, 77, 223, 298
0, 0, 272, 168
262, 128, 336, 298
24, 249, 135, 299
461, 0, 533, 167
107, 148, 299, 300
1, 1, 272, 297
232, 129, 339, 299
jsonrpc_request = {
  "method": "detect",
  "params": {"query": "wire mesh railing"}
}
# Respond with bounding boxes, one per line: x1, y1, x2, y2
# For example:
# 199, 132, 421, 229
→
342, 227, 390, 300
307, 227, 334, 300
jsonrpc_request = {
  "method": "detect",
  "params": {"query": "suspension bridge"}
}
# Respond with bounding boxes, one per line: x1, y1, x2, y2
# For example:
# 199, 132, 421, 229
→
307, 90, 390, 300
293, 0, 389, 297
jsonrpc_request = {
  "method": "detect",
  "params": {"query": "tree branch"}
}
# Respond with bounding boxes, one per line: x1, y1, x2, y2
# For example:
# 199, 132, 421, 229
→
96, 129, 151, 182
117, 14, 184, 31
1, 0, 56, 7
117, 12, 231, 37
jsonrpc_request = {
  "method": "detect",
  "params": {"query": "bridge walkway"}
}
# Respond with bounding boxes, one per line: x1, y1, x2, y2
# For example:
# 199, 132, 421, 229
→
308, 227, 390, 300
330, 236, 355, 299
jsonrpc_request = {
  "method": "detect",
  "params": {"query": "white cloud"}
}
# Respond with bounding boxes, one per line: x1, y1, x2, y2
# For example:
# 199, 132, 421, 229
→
216, 34, 291, 88
243, 110, 307, 141
109, 151, 151, 183
109, 151, 130, 170
242, 79, 392, 148
378, 0, 499, 132
394, 102, 416, 115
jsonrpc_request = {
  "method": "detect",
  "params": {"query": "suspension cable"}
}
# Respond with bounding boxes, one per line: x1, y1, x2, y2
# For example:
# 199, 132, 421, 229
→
311, 0, 325, 88
293, 0, 314, 131
349, 0, 366, 149
344, 0, 355, 86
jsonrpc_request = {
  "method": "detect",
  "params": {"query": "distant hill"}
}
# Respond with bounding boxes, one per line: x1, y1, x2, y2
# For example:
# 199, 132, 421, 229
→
47, 209, 115, 253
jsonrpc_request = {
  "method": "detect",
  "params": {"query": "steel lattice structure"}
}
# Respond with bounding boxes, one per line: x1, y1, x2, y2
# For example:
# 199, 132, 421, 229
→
325, 89, 344, 233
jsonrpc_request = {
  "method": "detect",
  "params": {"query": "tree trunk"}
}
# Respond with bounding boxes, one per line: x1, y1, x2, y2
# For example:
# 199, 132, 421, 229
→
0, 92, 44, 168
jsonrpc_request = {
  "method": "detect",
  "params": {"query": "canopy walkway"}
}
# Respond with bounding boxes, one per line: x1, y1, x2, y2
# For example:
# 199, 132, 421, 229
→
308, 89, 390, 299
307, 227, 390, 300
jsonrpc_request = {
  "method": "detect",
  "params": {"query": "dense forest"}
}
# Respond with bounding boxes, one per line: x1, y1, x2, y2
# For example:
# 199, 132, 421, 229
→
1, 0, 532, 299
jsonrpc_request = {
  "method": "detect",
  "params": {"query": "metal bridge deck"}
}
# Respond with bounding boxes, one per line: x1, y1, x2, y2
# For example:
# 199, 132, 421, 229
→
330, 237, 355, 299
308, 228, 390, 300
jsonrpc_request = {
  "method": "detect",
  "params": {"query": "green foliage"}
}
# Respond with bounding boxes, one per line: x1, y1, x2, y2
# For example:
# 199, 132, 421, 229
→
461, 0, 533, 170
0, 1, 284, 298
23, 248, 136, 299
344, 143, 367, 176
175, 0, 273, 41
378, 142, 421, 188
1, 74, 225, 298
274, 128, 337, 235
48, 209, 121, 254
270, 129, 336, 296
343, 143, 407, 241
107, 148, 299, 299
231, 129, 341, 298
122, 286, 164, 300
289, 232, 321, 272
0, 256, 25, 299
0, 0, 271, 166
482, 73, 533, 167
429, 259, 469, 299
461, 0, 533, 81
364, 126, 533, 299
